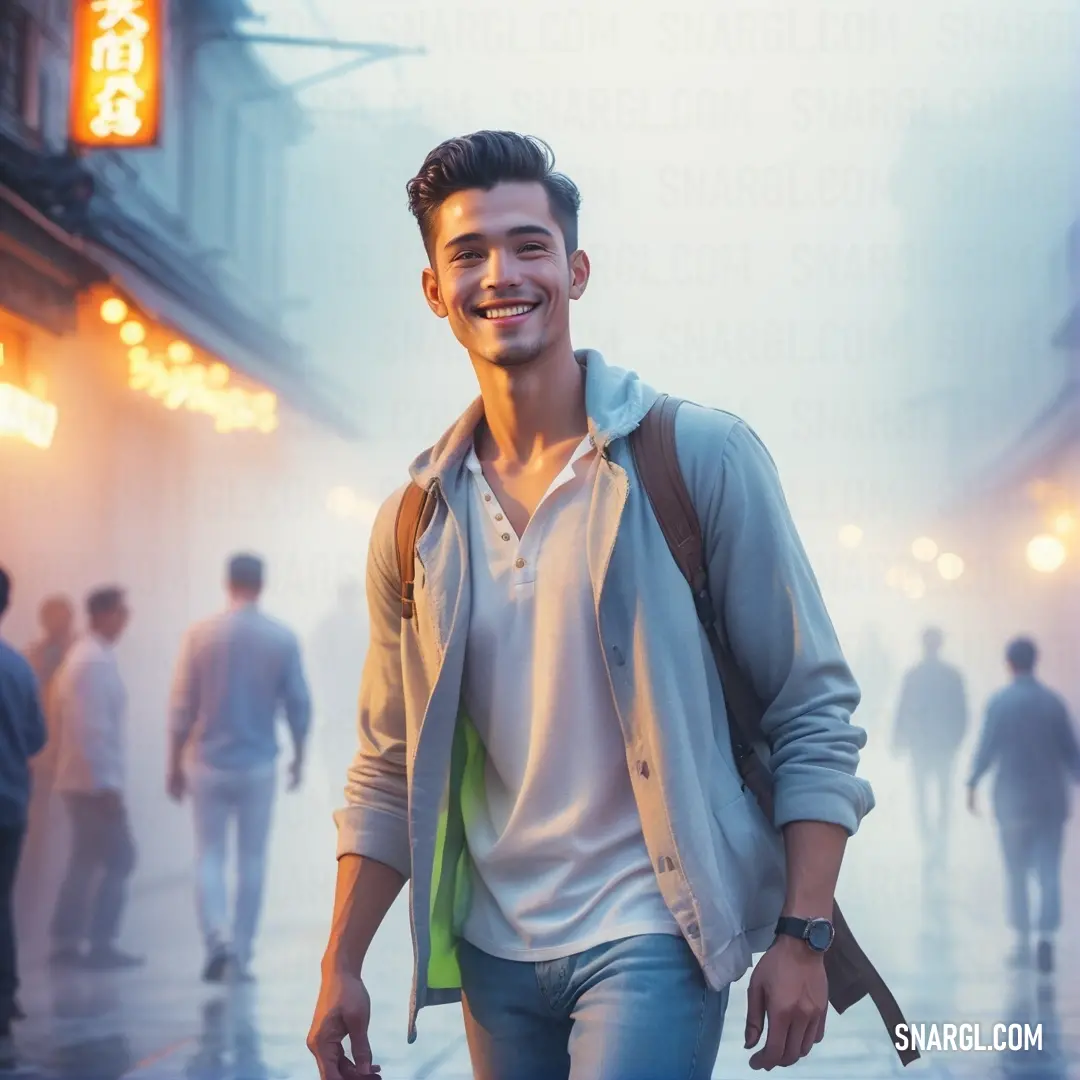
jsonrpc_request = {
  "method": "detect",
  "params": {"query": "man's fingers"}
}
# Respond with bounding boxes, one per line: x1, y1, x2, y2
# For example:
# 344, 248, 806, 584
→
750, 1004, 790, 1070
346, 1027, 379, 1076
781, 1015, 811, 1066
814, 1011, 827, 1045
308, 1014, 348, 1080
744, 977, 767, 1048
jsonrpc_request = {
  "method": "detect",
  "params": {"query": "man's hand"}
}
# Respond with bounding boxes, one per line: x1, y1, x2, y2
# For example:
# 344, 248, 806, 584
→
745, 936, 828, 1070
166, 767, 186, 803
307, 966, 379, 1079
966, 786, 978, 816
288, 756, 304, 792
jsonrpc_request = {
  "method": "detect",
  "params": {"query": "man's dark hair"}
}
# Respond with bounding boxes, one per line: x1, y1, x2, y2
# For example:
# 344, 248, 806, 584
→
406, 131, 582, 259
922, 626, 944, 652
1005, 637, 1037, 674
87, 586, 124, 620
228, 553, 264, 592
0, 566, 10, 618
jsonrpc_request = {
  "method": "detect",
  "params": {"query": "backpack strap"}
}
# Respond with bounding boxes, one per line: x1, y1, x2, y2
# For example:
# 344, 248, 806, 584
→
628, 395, 762, 787
628, 394, 919, 1067
395, 483, 430, 620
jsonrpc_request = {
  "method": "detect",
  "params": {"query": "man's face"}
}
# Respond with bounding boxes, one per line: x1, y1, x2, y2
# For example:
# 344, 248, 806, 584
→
100, 603, 130, 643
422, 182, 589, 368
42, 601, 73, 641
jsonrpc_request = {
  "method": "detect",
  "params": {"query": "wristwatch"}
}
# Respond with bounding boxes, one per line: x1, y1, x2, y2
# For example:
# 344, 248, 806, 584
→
774, 916, 835, 953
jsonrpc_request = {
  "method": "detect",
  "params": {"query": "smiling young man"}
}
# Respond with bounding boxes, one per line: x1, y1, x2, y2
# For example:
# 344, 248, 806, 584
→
307, 131, 875, 1080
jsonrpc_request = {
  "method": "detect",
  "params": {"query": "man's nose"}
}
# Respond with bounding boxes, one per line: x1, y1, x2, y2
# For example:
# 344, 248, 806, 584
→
481, 248, 523, 291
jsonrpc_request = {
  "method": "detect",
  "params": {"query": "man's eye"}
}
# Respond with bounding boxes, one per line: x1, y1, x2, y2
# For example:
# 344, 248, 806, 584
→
453, 251, 480, 262
520, 243, 545, 252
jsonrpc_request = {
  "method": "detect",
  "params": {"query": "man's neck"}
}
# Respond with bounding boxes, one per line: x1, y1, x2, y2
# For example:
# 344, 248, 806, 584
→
471, 345, 588, 465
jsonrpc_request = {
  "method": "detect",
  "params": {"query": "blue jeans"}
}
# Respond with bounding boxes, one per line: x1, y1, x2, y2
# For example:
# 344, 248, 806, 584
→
998, 817, 1065, 935
458, 933, 729, 1080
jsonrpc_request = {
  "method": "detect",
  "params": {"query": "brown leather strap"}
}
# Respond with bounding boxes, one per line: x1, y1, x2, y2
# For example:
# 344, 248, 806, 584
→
395, 483, 429, 620
629, 394, 704, 588
629, 395, 919, 1066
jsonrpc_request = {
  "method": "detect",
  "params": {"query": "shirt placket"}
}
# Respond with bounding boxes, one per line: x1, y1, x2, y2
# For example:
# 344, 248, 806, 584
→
469, 435, 595, 588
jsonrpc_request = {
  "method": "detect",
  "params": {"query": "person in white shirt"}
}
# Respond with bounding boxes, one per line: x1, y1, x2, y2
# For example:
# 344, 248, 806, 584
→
168, 554, 312, 984
50, 587, 142, 970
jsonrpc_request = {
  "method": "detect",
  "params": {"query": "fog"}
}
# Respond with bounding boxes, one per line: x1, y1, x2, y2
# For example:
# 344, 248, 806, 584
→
4, 0, 1079, 1074
250, 0, 1079, 981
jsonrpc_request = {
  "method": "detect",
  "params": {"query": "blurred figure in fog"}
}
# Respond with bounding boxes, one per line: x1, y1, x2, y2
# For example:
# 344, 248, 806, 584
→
891, 627, 968, 852
168, 554, 312, 985
24, 595, 76, 694
15, 594, 75, 949
967, 637, 1080, 974
308, 578, 368, 786
850, 622, 892, 730
50, 586, 142, 970
0, 567, 48, 1069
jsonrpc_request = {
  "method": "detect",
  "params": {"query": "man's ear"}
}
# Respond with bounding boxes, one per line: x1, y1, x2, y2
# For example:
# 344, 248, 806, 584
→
422, 266, 448, 318
568, 249, 590, 301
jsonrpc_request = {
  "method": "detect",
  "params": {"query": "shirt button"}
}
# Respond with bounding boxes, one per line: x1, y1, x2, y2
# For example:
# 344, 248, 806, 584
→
636, 760, 650, 779
501, 533, 510, 542
484, 494, 492, 501
515, 557, 526, 569
495, 513, 503, 521
686, 921, 700, 939
611, 644, 625, 667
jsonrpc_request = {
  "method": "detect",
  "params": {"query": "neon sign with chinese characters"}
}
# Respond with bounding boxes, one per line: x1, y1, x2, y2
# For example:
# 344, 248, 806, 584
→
69, 0, 163, 148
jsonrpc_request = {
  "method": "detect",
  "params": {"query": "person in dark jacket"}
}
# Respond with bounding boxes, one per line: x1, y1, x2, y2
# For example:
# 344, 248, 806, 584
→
967, 637, 1080, 973
892, 627, 969, 851
0, 567, 48, 1069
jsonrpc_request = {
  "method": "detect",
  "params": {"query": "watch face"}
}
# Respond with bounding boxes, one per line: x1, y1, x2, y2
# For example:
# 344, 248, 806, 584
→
806, 920, 834, 952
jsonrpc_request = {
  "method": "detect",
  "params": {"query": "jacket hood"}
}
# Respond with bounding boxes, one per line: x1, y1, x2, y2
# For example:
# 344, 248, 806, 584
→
408, 348, 660, 489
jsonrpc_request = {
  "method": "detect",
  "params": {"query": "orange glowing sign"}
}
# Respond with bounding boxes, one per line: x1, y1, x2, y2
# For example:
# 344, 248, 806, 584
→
69, 0, 164, 148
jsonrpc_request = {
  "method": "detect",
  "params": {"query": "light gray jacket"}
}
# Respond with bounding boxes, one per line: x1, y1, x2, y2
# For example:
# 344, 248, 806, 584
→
335, 350, 875, 1042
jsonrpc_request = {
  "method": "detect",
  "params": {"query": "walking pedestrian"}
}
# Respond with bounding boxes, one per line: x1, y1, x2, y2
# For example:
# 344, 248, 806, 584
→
0, 567, 48, 1069
967, 637, 1080, 973
892, 627, 969, 854
167, 554, 312, 983
50, 586, 142, 969
15, 594, 75, 950
307, 131, 878, 1080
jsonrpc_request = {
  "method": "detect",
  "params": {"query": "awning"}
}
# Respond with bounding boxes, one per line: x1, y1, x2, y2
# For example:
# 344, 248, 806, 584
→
82, 238, 361, 439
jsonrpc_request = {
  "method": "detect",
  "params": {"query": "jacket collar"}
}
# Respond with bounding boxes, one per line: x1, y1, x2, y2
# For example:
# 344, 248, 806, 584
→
407, 348, 659, 490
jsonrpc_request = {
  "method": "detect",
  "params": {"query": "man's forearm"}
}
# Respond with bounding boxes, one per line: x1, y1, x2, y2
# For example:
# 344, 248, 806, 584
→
323, 854, 406, 974
780, 820, 848, 917
167, 727, 189, 771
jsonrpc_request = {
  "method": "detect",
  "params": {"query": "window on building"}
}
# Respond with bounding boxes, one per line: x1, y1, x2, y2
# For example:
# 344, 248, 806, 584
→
0, 1, 33, 122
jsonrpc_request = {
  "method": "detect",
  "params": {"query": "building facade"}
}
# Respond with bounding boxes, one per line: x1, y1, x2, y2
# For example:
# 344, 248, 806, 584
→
1, 0, 366, 938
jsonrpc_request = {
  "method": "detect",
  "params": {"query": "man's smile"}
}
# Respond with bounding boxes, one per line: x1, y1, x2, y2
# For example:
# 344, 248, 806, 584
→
473, 301, 540, 324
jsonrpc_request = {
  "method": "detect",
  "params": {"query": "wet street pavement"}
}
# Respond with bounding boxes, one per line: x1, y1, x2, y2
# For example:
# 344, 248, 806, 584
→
8, 742, 1080, 1079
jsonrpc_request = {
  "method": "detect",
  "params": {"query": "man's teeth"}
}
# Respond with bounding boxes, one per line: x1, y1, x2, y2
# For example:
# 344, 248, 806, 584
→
481, 304, 534, 319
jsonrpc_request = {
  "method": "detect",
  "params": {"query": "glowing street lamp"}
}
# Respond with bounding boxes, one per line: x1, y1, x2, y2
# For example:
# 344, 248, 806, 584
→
838, 524, 863, 549
902, 574, 926, 600
100, 297, 128, 324
167, 340, 193, 364
1026, 534, 1066, 574
937, 553, 964, 581
911, 537, 938, 562
119, 320, 146, 346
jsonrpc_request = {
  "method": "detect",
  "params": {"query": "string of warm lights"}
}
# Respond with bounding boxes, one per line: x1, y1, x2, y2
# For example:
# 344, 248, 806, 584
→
99, 296, 279, 434
836, 511, 1073, 598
